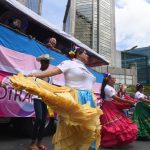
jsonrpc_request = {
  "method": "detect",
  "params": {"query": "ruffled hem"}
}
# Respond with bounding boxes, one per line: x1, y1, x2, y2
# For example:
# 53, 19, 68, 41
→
10, 73, 103, 150
101, 101, 138, 148
133, 102, 150, 138
52, 118, 98, 150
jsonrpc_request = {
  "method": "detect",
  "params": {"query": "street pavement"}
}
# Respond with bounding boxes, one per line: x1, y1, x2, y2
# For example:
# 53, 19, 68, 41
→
0, 126, 150, 150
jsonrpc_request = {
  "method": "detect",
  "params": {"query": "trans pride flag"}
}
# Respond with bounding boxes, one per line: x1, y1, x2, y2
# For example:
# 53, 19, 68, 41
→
0, 25, 103, 117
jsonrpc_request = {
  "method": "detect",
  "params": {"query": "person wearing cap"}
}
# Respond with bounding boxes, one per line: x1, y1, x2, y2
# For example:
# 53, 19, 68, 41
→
100, 73, 138, 148
27, 47, 101, 150
29, 54, 54, 150
132, 83, 150, 139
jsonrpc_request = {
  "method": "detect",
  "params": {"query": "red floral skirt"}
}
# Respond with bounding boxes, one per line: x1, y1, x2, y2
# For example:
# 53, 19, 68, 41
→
100, 99, 138, 148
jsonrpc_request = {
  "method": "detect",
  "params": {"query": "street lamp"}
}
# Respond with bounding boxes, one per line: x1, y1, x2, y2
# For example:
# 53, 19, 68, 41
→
124, 45, 138, 84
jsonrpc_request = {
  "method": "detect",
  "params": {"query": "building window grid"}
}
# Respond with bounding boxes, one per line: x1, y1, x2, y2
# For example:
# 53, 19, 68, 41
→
100, 30, 111, 36
101, 1, 111, 8
100, 35, 111, 43
100, 5, 111, 14
100, 18, 111, 24
100, 40, 111, 47
75, 0, 114, 65
100, 33, 111, 40
100, 43, 111, 50
114, 75, 133, 85
100, 14, 111, 21
100, 25, 111, 32
100, 18, 111, 26
77, 0, 92, 3
100, 15, 111, 20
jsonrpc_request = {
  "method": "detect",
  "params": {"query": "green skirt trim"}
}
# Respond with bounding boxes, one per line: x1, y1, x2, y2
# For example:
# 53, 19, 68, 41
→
133, 101, 150, 137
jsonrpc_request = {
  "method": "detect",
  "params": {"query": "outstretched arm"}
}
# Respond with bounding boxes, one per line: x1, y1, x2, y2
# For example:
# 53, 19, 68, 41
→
112, 95, 134, 105
139, 97, 150, 104
29, 67, 62, 78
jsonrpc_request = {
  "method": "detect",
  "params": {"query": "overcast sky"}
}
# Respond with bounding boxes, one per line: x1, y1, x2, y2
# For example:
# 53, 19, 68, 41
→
42, 0, 150, 50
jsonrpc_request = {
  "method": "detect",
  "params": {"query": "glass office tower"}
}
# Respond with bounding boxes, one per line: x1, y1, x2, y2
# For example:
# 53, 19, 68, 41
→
122, 47, 150, 85
63, 0, 116, 66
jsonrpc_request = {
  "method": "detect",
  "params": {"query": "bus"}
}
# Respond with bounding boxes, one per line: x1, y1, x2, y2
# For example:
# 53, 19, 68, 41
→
0, 0, 109, 136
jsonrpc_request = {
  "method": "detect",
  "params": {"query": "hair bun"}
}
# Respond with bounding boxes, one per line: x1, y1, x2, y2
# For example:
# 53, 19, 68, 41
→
136, 83, 143, 90
136, 83, 141, 88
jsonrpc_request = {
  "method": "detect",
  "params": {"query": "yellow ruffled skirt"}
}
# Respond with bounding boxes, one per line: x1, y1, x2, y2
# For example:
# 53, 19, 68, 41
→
10, 73, 103, 150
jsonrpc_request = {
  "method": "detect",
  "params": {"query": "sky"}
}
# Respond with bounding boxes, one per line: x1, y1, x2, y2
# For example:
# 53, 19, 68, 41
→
42, 0, 67, 29
42, 0, 150, 51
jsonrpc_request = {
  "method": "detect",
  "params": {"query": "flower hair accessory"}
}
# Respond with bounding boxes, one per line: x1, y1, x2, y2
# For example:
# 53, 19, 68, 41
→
104, 72, 111, 78
69, 45, 81, 58
74, 45, 80, 50
69, 47, 76, 58
103, 72, 111, 81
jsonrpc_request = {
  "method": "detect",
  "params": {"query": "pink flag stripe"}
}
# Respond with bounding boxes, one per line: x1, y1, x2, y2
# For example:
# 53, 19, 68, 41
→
93, 82, 101, 93
0, 70, 12, 82
0, 45, 40, 74
0, 45, 101, 92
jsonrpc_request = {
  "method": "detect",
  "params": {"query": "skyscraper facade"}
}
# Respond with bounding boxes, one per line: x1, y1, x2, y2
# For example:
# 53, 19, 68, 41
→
16, 0, 42, 15
122, 46, 150, 85
63, 0, 116, 66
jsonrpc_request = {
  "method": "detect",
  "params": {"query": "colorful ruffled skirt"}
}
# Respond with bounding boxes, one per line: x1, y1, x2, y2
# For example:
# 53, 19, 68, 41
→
100, 99, 138, 148
133, 101, 150, 138
10, 73, 102, 150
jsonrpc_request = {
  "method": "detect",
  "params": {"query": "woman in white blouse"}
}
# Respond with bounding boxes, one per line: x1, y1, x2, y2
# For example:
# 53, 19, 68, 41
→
100, 73, 138, 148
133, 83, 150, 139
28, 46, 101, 150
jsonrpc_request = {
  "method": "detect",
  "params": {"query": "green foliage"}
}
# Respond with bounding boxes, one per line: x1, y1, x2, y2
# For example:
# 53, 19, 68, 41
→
143, 86, 150, 96
126, 85, 150, 97
126, 85, 136, 93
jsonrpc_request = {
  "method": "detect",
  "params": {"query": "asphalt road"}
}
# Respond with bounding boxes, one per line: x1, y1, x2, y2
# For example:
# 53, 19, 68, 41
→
0, 126, 150, 150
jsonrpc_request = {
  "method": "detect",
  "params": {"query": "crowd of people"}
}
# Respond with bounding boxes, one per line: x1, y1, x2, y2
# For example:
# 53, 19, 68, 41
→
2, 11, 150, 150
0, 13, 64, 54
8, 44, 150, 150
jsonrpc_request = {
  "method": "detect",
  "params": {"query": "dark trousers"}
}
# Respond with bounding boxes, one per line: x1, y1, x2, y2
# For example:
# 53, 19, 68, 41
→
32, 98, 48, 142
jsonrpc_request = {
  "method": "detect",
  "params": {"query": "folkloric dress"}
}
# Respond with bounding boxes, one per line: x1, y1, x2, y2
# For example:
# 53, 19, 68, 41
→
100, 84, 138, 148
10, 58, 103, 150
133, 91, 150, 138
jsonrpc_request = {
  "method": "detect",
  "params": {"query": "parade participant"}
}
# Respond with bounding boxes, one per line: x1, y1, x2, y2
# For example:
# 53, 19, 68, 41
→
117, 83, 128, 116
133, 83, 150, 139
100, 73, 138, 148
11, 46, 102, 150
117, 83, 132, 116
117, 83, 126, 98
29, 54, 54, 150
